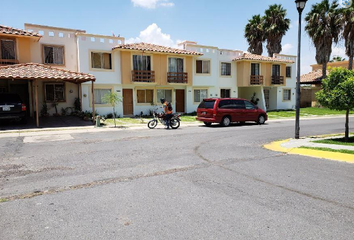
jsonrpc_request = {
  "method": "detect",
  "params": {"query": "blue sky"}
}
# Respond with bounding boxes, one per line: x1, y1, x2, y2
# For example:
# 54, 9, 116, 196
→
1, 0, 348, 74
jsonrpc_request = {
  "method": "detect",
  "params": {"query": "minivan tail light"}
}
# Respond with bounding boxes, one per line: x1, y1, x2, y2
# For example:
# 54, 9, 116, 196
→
21, 104, 26, 111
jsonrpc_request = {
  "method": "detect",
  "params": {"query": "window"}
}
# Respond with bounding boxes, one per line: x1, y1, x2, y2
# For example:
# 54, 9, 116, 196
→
233, 100, 245, 109
218, 100, 235, 109
91, 52, 112, 69
196, 60, 210, 74
157, 89, 172, 103
43, 45, 64, 65
137, 89, 153, 103
221, 62, 231, 76
272, 64, 281, 76
45, 83, 65, 102
94, 89, 111, 104
286, 66, 291, 78
0, 39, 16, 60
168, 58, 184, 72
283, 89, 291, 101
244, 101, 256, 110
220, 89, 230, 98
194, 89, 207, 102
133, 55, 151, 71
251, 63, 260, 75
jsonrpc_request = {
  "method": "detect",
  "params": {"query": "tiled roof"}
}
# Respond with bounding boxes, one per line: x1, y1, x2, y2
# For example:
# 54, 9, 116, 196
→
112, 42, 203, 55
300, 69, 328, 84
0, 63, 95, 82
233, 53, 294, 63
0, 25, 41, 37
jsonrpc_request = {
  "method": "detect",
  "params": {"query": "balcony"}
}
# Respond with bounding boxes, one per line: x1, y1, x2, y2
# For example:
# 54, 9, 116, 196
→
271, 75, 284, 85
250, 75, 263, 85
0, 59, 19, 66
167, 72, 188, 84
131, 70, 155, 83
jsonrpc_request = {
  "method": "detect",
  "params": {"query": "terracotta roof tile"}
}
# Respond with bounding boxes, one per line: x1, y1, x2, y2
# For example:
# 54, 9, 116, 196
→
233, 53, 294, 63
300, 69, 328, 83
0, 25, 41, 38
0, 63, 95, 82
112, 42, 203, 55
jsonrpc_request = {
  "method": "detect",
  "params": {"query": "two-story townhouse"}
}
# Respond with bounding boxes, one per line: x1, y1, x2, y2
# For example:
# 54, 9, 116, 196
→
180, 41, 243, 113
234, 53, 296, 111
111, 43, 202, 117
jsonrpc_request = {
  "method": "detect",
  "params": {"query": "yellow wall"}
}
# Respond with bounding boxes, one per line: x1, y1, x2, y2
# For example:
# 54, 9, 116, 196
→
312, 61, 349, 71
17, 37, 32, 63
185, 56, 193, 86
121, 51, 132, 84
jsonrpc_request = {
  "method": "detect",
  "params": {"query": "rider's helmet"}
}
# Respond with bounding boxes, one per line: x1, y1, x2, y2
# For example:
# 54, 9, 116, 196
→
160, 98, 165, 104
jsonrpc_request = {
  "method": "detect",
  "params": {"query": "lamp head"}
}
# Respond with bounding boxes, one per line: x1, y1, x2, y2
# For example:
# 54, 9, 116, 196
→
295, 0, 307, 13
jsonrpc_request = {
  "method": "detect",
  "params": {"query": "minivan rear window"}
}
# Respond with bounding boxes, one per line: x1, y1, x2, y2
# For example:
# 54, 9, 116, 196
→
198, 100, 215, 109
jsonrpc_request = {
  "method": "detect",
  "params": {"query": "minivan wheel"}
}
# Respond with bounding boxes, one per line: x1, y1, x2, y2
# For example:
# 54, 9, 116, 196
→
221, 116, 231, 127
257, 115, 265, 125
204, 122, 212, 127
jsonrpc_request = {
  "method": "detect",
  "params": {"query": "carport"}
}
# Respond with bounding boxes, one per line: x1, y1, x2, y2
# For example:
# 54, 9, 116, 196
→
0, 63, 96, 127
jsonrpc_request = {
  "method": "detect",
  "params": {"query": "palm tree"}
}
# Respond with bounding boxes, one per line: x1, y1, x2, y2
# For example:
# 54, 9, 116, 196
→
244, 14, 265, 55
305, 0, 342, 79
263, 4, 290, 57
342, 5, 354, 70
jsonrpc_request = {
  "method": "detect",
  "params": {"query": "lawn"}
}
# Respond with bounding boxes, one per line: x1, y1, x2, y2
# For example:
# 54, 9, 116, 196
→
313, 136, 354, 146
267, 107, 354, 119
103, 115, 198, 126
299, 146, 354, 155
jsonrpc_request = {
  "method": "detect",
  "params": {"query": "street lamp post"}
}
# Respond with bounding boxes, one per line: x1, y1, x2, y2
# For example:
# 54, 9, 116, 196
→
295, 0, 307, 139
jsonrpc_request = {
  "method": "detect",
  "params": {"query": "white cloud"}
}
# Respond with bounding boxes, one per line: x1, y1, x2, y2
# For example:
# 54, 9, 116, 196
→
281, 43, 294, 54
126, 23, 181, 48
332, 46, 347, 59
131, 0, 174, 9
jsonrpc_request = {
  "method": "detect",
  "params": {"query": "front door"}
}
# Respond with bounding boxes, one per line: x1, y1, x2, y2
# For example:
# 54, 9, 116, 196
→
123, 89, 133, 116
176, 89, 185, 113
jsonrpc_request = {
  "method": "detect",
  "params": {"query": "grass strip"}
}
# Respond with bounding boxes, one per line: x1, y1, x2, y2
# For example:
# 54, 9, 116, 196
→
299, 146, 354, 155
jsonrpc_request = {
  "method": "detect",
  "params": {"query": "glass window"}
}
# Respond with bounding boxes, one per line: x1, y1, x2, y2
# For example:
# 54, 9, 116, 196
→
198, 100, 215, 109
194, 89, 207, 102
196, 60, 210, 74
286, 66, 291, 78
251, 63, 260, 75
45, 83, 65, 102
218, 100, 235, 109
221, 62, 231, 76
220, 89, 230, 98
133, 55, 151, 71
283, 89, 291, 101
272, 64, 281, 76
91, 52, 112, 69
137, 89, 154, 103
0, 39, 16, 59
157, 89, 172, 103
168, 58, 184, 73
244, 101, 256, 109
43, 45, 64, 65
94, 89, 111, 104
232, 100, 245, 109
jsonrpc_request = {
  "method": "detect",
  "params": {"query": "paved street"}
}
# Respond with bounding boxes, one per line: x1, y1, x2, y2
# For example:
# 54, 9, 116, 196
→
0, 117, 353, 240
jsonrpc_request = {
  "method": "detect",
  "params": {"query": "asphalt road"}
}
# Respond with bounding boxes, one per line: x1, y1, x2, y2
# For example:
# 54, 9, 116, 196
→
0, 117, 353, 240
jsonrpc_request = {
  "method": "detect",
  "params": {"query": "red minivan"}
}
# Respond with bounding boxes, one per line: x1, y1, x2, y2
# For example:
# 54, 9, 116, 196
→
196, 98, 267, 127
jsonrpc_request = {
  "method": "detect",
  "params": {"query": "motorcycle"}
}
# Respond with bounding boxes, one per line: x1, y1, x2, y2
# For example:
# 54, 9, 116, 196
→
147, 110, 181, 129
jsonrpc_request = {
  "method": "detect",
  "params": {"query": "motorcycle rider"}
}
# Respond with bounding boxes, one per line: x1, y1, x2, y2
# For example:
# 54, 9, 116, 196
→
160, 98, 173, 129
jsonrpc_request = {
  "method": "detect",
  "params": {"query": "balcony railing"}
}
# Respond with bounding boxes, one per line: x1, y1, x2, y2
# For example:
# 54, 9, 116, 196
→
271, 75, 284, 85
167, 72, 188, 84
250, 75, 264, 85
0, 59, 19, 66
131, 70, 155, 82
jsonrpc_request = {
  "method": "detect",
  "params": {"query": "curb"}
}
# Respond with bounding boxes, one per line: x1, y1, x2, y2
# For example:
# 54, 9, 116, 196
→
264, 139, 354, 164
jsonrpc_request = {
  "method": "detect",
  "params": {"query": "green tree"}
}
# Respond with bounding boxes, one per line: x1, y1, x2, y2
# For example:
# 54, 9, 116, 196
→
244, 14, 265, 55
305, 0, 342, 79
101, 91, 122, 128
316, 68, 354, 141
341, 5, 354, 69
263, 4, 290, 57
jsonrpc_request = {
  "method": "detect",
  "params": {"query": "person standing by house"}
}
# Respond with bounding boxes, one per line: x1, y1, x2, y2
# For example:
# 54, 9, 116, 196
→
160, 98, 173, 129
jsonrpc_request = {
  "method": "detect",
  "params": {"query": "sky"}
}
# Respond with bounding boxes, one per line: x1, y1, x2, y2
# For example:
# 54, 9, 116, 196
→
0, 0, 348, 74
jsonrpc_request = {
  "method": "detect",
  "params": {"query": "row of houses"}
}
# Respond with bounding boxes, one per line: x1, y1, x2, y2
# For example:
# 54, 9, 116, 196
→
0, 23, 297, 125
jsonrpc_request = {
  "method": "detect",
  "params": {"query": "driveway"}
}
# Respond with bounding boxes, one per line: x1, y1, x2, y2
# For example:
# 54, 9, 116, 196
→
0, 117, 353, 239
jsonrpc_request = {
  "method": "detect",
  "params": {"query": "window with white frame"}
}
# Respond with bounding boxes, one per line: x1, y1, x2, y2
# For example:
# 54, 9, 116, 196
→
0, 39, 16, 60
157, 89, 172, 103
45, 83, 65, 102
43, 45, 64, 65
286, 66, 291, 78
94, 89, 111, 104
283, 89, 291, 101
133, 55, 151, 71
196, 60, 210, 74
221, 62, 231, 76
91, 52, 112, 69
137, 89, 153, 103
194, 89, 207, 102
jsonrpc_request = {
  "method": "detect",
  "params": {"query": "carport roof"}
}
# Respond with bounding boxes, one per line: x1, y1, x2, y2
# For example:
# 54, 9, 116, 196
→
0, 63, 95, 82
